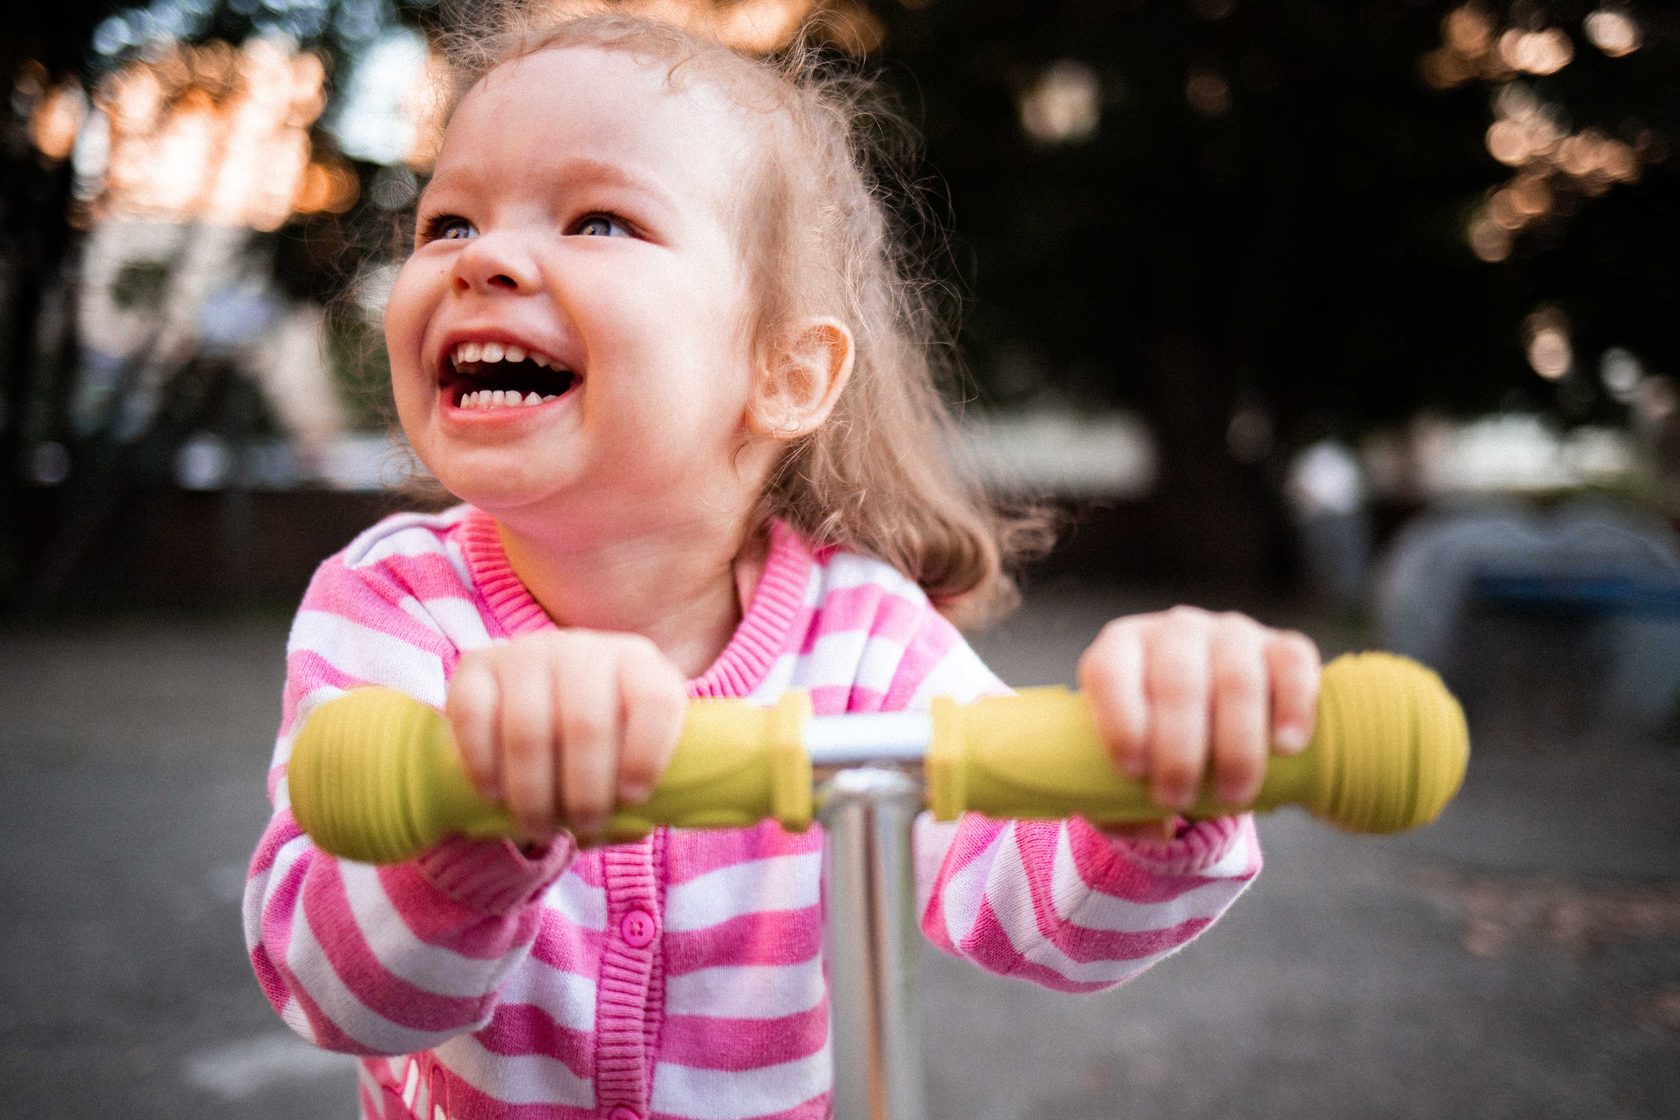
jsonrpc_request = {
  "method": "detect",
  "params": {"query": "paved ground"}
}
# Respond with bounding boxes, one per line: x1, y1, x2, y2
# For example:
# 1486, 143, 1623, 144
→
1, 582, 1676, 1119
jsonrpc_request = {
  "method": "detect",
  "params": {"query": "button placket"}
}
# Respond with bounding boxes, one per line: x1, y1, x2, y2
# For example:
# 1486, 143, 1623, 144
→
619, 907, 658, 948
597, 834, 665, 1120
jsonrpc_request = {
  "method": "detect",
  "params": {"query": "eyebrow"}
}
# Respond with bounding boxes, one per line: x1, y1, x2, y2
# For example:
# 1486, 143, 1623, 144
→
554, 156, 684, 214
425, 155, 684, 220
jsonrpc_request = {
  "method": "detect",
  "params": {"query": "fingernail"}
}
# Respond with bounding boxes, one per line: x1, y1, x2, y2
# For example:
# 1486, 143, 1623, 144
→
1274, 725, 1309, 754
619, 782, 651, 805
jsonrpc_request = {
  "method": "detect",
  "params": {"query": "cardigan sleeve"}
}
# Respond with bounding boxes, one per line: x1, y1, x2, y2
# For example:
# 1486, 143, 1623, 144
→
901, 611, 1263, 993
241, 529, 573, 1055
917, 811, 1260, 992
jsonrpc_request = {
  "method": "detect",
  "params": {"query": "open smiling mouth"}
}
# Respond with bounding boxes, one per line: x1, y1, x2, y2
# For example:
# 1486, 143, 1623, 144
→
443, 341, 578, 409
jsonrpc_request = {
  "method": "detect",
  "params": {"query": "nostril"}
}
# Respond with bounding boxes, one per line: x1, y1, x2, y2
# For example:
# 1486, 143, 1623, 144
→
450, 255, 526, 293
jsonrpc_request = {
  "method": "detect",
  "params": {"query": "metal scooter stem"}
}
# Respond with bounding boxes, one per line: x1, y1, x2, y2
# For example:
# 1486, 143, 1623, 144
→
818, 766, 928, 1120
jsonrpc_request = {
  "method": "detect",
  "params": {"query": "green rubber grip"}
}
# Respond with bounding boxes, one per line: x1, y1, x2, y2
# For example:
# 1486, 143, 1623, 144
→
925, 651, 1469, 833
287, 651, 1468, 863
288, 688, 813, 864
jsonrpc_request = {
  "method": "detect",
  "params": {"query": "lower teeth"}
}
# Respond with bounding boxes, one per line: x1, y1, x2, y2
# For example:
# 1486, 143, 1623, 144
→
460, 390, 556, 409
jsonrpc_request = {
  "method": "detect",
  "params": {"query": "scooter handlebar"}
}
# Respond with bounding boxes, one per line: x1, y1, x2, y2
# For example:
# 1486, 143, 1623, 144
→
286, 651, 1468, 864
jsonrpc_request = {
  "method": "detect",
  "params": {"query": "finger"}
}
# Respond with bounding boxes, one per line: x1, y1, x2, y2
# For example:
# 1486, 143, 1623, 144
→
1266, 631, 1322, 753
1208, 616, 1270, 807
498, 653, 558, 838
555, 641, 619, 840
1144, 612, 1213, 811
1077, 620, 1150, 778
615, 639, 687, 804
447, 657, 503, 803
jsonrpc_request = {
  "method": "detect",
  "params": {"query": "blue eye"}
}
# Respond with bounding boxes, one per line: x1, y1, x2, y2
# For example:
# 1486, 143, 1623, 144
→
421, 214, 475, 242
574, 213, 631, 238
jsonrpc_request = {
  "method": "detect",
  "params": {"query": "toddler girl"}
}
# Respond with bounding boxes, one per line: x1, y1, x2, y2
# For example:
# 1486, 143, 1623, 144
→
244, 11, 1321, 1120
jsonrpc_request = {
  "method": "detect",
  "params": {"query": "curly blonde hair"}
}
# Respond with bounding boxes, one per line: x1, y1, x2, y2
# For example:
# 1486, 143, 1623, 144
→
430, 3, 1055, 625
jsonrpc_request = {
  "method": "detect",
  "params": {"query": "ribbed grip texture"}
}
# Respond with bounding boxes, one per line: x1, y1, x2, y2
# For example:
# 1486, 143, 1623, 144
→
1308, 652, 1469, 832
288, 688, 484, 864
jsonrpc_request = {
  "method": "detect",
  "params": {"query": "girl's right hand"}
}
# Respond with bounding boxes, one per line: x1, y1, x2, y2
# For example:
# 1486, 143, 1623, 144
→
446, 631, 688, 843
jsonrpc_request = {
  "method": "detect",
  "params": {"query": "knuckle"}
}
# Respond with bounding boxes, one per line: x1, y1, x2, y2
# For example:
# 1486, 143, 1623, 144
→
1091, 701, 1141, 754
1090, 620, 1137, 658
448, 663, 494, 704
447, 689, 487, 731
1212, 660, 1264, 703
621, 632, 663, 661
1148, 669, 1203, 706
1098, 616, 1137, 639
1077, 648, 1122, 691
562, 709, 612, 746
1277, 630, 1320, 666
1164, 604, 1212, 627
1212, 613, 1267, 648
621, 668, 676, 711
1215, 725, 1265, 766
500, 727, 542, 770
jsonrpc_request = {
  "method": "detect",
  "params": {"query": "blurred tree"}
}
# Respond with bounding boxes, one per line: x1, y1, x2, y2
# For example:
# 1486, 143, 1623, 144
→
3, 1, 1675, 608
1, 3, 113, 600
868, 0, 1678, 577
0, 0, 443, 611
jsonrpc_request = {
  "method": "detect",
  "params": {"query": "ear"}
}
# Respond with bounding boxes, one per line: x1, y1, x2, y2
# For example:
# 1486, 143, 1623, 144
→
747, 317, 855, 441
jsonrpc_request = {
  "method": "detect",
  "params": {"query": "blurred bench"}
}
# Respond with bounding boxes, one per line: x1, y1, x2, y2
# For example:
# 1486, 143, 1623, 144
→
1376, 499, 1680, 738
1469, 572, 1680, 619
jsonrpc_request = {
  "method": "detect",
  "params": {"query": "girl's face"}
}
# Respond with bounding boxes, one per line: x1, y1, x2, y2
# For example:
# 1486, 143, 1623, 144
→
385, 46, 771, 542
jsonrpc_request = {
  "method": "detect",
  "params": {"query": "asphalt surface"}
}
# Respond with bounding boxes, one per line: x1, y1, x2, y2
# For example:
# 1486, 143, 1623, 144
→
1, 582, 1676, 1119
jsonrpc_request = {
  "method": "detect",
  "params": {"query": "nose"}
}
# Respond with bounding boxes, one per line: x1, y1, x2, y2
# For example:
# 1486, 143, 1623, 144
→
450, 231, 539, 295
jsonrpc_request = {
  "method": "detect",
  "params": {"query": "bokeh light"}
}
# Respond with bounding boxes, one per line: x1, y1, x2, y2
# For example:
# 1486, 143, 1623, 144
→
78, 37, 346, 230
1523, 306, 1573, 381
532, 0, 875, 55
1185, 66, 1232, 118
28, 79, 88, 163
1584, 8, 1640, 58
1019, 61, 1102, 145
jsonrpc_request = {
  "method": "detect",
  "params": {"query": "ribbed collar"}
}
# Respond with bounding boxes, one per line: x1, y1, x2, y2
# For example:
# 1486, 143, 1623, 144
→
456, 508, 813, 700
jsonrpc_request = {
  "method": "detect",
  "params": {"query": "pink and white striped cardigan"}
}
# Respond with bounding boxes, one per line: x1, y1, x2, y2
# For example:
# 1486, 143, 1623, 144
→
243, 506, 1261, 1120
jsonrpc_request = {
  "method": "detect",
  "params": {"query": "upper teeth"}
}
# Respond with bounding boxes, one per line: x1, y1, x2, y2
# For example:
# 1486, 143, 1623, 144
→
451, 341, 564, 370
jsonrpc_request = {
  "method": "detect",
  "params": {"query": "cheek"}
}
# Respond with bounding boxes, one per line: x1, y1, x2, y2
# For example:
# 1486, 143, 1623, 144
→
383, 261, 434, 363
382, 271, 438, 442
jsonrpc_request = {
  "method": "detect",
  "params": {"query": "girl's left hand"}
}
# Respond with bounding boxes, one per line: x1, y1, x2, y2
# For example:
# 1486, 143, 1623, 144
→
1076, 607, 1321, 813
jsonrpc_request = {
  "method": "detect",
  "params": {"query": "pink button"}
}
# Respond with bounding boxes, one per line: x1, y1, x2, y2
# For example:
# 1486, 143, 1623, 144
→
619, 908, 658, 948
608, 1108, 641, 1120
